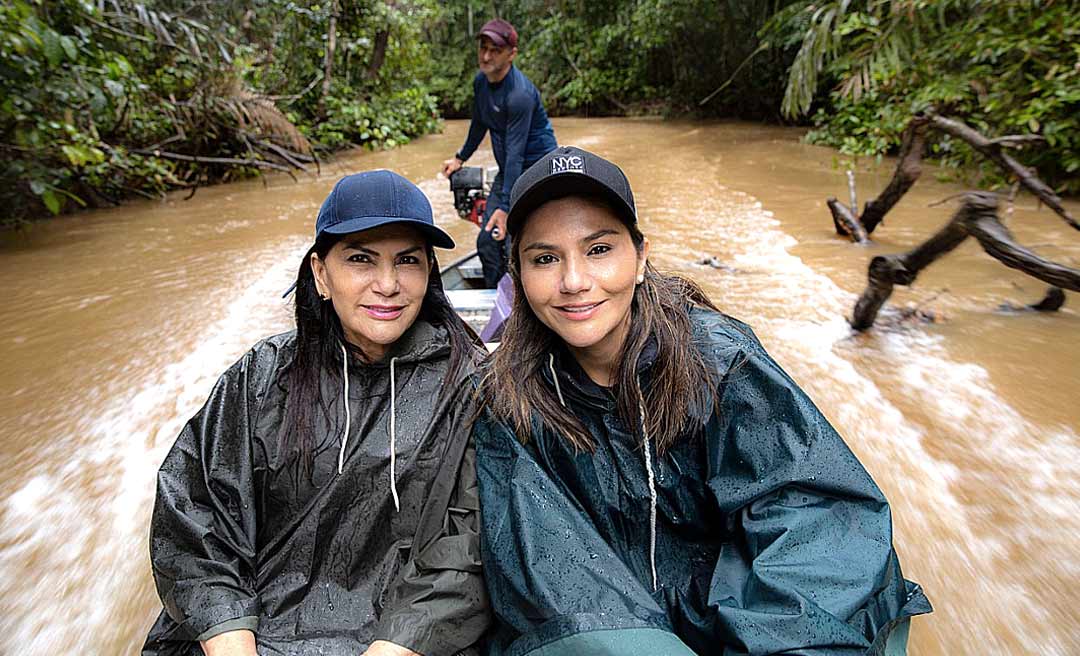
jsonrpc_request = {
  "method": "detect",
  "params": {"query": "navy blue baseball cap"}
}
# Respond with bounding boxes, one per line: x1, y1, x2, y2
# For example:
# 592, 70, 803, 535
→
506, 146, 636, 239
315, 170, 454, 248
283, 170, 454, 296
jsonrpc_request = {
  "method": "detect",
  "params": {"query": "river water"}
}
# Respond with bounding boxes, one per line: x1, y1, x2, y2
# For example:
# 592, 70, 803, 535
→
1, 118, 1077, 655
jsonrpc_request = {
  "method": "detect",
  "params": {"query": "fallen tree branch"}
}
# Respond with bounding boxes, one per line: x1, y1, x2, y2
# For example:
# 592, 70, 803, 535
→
965, 213, 1080, 290
850, 192, 1078, 330
926, 112, 1077, 231
826, 111, 1075, 240
131, 148, 300, 182
851, 197, 973, 330
251, 137, 317, 166
827, 197, 867, 242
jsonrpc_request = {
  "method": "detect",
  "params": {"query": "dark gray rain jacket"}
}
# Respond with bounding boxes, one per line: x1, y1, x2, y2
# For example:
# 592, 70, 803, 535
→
143, 320, 490, 655
474, 308, 931, 655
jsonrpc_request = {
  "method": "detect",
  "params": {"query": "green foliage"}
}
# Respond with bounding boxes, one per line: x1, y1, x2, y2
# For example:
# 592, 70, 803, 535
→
1, 0, 444, 225
303, 87, 440, 150
424, 0, 798, 118
7, 0, 1075, 224
766, 0, 1080, 193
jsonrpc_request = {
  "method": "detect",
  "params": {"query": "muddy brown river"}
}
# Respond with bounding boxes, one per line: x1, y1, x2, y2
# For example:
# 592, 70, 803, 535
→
1, 118, 1077, 655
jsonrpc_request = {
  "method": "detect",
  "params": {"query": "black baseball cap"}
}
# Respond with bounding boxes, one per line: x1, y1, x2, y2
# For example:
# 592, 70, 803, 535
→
506, 146, 637, 239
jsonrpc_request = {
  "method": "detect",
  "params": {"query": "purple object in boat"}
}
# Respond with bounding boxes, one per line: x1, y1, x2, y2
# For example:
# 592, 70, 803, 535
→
480, 273, 514, 342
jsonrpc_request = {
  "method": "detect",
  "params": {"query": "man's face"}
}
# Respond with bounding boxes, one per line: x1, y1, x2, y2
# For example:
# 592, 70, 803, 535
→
477, 36, 516, 81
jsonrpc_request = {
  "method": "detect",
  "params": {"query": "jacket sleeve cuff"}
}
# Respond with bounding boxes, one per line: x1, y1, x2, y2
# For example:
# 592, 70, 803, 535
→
195, 616, 259, 642
165, 596, 260, 640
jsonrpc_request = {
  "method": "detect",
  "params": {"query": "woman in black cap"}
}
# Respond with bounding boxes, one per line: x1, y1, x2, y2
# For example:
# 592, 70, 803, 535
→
473, 147, 931, 655
143, 171, 489, 656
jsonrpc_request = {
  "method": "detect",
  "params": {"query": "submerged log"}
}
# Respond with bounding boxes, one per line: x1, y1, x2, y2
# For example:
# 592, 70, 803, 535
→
851, 196, 973, 330
1030, 287, 1066, 312
827, 197, 867, 242
851, 192, 1079, 330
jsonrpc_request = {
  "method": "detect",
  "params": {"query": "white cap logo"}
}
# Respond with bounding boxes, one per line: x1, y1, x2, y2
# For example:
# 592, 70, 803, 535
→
550, 154, 586, 175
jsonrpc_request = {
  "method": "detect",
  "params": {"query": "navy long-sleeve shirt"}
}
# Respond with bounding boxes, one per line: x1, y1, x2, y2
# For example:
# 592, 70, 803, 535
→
456, 66, 557, 211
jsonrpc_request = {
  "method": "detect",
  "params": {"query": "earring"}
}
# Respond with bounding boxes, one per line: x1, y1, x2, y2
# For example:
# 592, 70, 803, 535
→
320, 292, 329, 301
636, 274, 644, 284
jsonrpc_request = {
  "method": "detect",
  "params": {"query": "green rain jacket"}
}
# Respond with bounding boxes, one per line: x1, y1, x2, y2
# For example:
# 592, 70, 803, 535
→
473, 308, 931, 655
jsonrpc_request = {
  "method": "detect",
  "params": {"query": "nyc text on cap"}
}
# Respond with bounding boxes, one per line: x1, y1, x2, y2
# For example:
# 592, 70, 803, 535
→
506, 146, 636, 238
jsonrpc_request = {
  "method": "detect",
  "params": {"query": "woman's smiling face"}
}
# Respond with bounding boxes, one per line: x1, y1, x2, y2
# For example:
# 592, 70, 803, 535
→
311, 223, 430, 361
517, 196, 648, 380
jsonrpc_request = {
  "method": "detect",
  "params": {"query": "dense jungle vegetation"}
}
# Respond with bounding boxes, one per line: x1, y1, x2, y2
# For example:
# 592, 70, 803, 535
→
3, 0, 1076, 225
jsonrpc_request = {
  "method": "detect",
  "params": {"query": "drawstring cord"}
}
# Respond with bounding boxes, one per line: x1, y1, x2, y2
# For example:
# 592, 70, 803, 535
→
337, 343, 351, 475
336, 344, 401, 513
547, 350, 658, 591
389, 356, 400, 512
549, 353, 567, 407
637, 392, 659, 592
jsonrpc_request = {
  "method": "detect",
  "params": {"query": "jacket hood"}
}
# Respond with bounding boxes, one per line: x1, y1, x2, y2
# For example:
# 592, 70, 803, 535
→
539, 333, 659, 410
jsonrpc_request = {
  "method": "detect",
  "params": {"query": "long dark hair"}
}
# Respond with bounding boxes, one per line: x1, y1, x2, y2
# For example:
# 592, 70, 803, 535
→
480, 196, 721, 455
281, 231, 479, 476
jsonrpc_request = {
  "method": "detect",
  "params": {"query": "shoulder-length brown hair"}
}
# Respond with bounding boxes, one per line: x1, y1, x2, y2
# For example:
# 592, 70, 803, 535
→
480, 199, 720, 455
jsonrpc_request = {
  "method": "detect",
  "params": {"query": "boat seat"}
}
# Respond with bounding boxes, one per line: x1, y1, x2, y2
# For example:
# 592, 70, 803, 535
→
446, 288, 498, 312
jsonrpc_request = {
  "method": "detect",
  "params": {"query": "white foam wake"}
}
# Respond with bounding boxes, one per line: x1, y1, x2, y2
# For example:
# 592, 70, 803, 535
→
0, 236, 307, 655
653, 177, 1078, 654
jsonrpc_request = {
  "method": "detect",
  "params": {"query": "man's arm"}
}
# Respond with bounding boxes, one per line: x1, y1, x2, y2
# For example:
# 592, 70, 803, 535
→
455, 76, 488, 163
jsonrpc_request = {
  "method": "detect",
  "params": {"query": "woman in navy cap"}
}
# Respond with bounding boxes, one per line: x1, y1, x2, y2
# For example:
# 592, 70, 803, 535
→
472, 147, 931, 655
143, 171, 490, 656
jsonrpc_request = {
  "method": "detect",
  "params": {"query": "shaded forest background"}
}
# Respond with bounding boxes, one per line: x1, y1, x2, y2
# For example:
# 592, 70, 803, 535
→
3, 0, 1077, 225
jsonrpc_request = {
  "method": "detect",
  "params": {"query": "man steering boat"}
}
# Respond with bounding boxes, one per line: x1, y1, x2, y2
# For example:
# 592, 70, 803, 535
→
442, 18, 558, 288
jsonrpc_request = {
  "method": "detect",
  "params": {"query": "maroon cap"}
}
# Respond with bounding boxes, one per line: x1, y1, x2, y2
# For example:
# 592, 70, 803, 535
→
477, 18, 518, 48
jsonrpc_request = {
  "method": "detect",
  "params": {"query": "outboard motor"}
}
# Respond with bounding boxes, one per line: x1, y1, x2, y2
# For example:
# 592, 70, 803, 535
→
449, 166, 488, 226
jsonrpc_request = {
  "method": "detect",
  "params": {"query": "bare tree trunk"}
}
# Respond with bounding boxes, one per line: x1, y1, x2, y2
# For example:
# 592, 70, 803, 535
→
859, 119, 929, 234
318, 1, 339, 119
367, 29, 389, 80
827, 110, 1076, 240
367, 1, 396, 81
